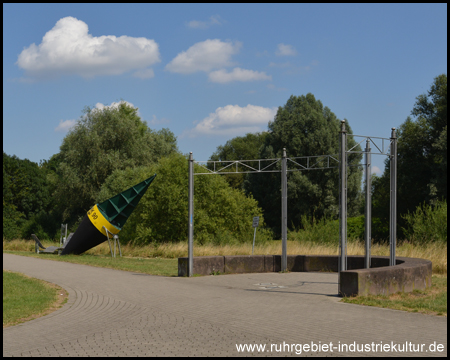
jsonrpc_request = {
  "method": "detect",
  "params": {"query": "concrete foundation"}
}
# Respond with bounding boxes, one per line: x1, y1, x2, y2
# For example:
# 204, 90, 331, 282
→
178, 255, 432, 297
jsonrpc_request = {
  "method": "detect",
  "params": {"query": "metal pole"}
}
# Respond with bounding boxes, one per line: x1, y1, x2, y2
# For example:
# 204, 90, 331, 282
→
339, 120, 347, 273
389, 128, 397, 266
252, 227, 257, 255
188, 152, 194, 276
364, 139, 371, 269
281, 148, 287, 272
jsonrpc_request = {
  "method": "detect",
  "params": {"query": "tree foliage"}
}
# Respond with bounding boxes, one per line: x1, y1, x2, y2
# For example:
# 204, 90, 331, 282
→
372, 74, 447, 239
244, 93, 363, 235
209, 132, 269, 189
97, 153, 268, 245
53, 102, 178, 223
3, 152, 58, 239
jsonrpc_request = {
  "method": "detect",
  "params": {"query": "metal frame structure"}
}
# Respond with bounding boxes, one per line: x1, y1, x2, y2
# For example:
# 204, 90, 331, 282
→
103, 226, 122, 258
187, 122, 398, 277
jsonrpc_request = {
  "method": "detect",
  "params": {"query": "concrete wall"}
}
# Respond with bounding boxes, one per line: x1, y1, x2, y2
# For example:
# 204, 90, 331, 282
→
178, 255, 432, 297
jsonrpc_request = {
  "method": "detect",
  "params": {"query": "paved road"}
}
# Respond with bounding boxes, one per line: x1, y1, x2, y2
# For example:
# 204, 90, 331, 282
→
3, 253, 447, 357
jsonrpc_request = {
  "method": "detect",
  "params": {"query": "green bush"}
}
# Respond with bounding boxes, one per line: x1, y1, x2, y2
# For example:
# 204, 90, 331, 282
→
347, 215, 365, 241
289, 215, 339, 244
97, 153, 269, 246
402, 199, 447, 244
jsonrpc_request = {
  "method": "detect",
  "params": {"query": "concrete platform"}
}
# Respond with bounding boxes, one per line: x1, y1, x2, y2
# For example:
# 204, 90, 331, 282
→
3, 253, 447, 357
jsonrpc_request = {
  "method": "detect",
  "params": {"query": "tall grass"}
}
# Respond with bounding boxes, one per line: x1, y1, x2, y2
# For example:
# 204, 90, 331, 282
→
4, 237, 447, 275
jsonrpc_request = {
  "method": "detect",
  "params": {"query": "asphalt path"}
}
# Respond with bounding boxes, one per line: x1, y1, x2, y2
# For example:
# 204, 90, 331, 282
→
3, 253, 447, 357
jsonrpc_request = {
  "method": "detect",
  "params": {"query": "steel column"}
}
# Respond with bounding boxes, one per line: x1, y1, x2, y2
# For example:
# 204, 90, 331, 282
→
339, 120, 347, 273
188, 152, 194, 276
364, 139, 372, 269
281, 148, 287, 272
389, 128, 397, 266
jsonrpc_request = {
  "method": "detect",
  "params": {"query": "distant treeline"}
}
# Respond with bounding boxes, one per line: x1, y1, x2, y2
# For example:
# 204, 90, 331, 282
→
3, 74, 447, 245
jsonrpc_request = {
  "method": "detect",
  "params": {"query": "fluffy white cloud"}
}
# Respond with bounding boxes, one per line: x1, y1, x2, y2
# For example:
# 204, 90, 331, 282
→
187, 15, 223, 29
184, 104, 277, 137
276, 43, 297, 56
55, 119, 77, 133
372, 166, 382, 176
165, 39, 241, 74
94, 101, 137, 112
208, 67, 271, 83
16, 16, 160, 79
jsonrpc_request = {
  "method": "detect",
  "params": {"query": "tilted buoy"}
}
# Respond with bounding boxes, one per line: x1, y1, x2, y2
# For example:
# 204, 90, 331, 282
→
60, 174, 156, 255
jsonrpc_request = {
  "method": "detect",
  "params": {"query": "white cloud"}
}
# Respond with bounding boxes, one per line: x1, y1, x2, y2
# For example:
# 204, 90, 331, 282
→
208, 67, 271, 83
165, 39, 241, 74
94, 100, 137, 112
372, 166, 382, 176
183, 104, 277, 137
55, 119, 77, 133
187, 15, 223, 29
276, 43, 297, 56
16, 16, 160, 79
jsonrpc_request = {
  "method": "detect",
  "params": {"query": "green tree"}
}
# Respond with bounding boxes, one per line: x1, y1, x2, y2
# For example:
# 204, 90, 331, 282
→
208, 132, 269, 189
97, 153, 268, 245
53, 102, 178, 224
3, 152, 58, 239
372, 74, 447, 240
245, 93, 363, 235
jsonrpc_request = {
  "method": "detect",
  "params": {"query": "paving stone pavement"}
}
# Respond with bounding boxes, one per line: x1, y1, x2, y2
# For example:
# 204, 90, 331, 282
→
3, 253, 447, 357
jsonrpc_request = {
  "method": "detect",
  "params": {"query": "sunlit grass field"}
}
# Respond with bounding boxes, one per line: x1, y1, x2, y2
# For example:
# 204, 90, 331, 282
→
4, 238, 446, 275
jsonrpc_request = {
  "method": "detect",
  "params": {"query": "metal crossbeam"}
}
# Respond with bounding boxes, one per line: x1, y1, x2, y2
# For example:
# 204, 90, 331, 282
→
347, 134, 393, 156
193, 154, 341, 175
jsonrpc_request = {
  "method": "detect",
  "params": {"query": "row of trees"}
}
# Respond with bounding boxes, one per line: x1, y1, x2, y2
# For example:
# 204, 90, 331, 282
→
3, 74, 447, 244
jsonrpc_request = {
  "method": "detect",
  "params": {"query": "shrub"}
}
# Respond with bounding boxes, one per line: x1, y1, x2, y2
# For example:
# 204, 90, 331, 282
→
402, 199, 447, 244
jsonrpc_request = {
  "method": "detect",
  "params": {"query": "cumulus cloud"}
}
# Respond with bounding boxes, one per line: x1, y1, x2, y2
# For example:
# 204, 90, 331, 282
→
94, 100, 139, 113
276, 43, 297, 56
165, 39, 241, 74
183, 104, 277, 137
187, 15, 223, 29
16, 16, 160, 79
208, 67, 271, 83
55, 119, 77, 133
372, 166, 382, 176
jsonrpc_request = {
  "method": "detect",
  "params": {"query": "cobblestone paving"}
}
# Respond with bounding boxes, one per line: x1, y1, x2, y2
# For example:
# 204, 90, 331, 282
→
3, 254, 447, 357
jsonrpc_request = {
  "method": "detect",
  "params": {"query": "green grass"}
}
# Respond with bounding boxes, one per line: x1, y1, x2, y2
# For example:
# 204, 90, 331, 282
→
3, 270, 65, 327
4, 251, 178, 277
342, 275, 447, 316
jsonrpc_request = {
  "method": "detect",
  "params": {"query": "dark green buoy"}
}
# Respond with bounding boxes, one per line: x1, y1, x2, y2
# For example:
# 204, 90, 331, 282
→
60, 174, 156, 255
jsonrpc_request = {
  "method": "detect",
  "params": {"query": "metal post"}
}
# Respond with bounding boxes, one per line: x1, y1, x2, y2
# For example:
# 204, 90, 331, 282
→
389, 128, 397, 266
339, 120, 347, 273
188, 152, 194, 276
364, 139, 371, 269
252, 227, 257, 255
281, 148, 287, 272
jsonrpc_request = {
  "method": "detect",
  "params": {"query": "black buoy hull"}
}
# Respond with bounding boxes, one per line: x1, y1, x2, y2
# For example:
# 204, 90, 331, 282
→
60, 205, 120, 255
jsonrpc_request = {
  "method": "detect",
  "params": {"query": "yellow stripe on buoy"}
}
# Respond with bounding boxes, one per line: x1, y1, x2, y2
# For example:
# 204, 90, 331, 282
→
87, 204, 120, 236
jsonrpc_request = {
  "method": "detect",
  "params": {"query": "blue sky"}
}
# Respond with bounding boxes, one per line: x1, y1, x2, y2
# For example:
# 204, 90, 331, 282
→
3, 3, 447, 175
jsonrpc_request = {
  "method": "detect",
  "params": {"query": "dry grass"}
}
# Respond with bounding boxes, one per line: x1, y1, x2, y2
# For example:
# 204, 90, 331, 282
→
3, 238, 447, 275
